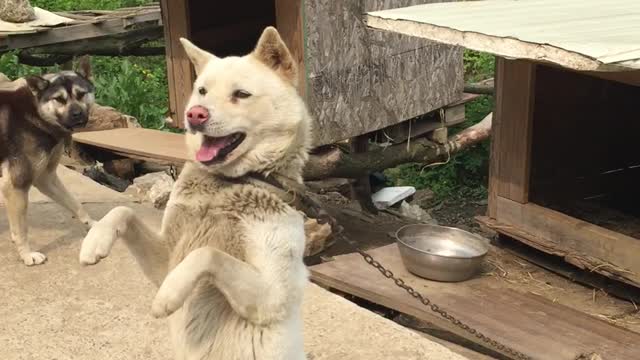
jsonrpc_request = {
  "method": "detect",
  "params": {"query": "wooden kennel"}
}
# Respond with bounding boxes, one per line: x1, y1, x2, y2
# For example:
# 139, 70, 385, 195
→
364, 0, 640, 287
158, 0, 464, 146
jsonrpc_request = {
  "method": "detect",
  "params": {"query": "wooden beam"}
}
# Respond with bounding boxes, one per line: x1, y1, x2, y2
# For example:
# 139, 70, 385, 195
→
492, 58, 536, 205
27, 26, 163, 56
578, 69, 640, 87
275, 0, 306, 98
494, 196, 640, 287
160, 0, 193, 129
0, 10, 161, 51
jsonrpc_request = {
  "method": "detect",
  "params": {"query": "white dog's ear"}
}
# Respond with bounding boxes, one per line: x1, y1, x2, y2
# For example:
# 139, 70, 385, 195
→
180, 38, 217, 75
252, 26, 298, 86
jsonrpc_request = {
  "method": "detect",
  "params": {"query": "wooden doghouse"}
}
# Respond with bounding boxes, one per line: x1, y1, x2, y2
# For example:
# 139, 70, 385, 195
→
159, 0, 463, 146
366, 1, 640, 287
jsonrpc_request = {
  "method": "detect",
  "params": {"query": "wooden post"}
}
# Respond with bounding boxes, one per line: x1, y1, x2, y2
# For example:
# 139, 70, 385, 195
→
275, 0, 306, 98
160, 0, 193, 129
488, 58, 536, 217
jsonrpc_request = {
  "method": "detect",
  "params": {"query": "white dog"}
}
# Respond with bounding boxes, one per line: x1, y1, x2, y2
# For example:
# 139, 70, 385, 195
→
79, 27, 311, 360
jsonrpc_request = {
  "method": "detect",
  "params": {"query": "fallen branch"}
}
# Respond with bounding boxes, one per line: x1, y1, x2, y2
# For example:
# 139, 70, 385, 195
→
464, 78, 495, 95
304, 113, 492, 180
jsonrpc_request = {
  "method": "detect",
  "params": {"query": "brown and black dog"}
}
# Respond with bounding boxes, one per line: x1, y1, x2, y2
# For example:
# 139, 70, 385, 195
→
0, 59, 96, 266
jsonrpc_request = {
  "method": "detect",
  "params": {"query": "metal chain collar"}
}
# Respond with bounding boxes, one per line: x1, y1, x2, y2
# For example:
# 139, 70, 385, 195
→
338, 234, 531, 360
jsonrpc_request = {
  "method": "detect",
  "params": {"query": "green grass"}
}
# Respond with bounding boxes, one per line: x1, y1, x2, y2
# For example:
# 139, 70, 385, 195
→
0, 0, 169, 130
31, 0, 149, 11
385, 50, 495, 202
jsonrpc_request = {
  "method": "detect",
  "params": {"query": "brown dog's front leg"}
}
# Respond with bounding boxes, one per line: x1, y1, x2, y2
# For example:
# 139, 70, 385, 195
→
34, 170, 95, 228
1, 183, 45, 265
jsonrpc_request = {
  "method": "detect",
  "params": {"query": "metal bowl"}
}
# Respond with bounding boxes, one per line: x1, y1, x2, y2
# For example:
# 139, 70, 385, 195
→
395, 224, 489, 282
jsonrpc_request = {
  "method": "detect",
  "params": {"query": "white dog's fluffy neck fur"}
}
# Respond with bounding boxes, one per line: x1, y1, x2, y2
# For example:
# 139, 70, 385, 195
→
79, 27, 311, 360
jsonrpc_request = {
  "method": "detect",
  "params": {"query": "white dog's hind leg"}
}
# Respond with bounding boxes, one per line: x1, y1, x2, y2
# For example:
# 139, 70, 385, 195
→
34, 170, 95, 228
1, 182, 46, 266
79, 206, 169, 286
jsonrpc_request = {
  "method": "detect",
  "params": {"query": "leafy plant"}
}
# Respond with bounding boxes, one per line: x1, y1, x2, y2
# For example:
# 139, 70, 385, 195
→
30, 0, 149, 11
463, 50, 495, 82
91, 57, 168, 130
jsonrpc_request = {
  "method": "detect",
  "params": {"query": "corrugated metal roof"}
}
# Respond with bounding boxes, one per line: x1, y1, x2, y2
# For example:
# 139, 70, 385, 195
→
366, 0, 640, 71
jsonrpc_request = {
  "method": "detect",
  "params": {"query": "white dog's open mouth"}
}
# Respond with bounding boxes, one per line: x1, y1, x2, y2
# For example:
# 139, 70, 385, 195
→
196, 133, 246, 164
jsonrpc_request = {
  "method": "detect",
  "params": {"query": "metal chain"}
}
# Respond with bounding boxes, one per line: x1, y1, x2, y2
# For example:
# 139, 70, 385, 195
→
168, 165, 178, 181
338, 234, 531, 360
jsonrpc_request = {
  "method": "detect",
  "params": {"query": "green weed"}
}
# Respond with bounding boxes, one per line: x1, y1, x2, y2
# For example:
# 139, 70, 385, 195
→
30, 0, 149, 11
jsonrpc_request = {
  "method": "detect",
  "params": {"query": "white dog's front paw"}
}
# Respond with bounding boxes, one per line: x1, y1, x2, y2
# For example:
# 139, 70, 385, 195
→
21, 251, 47, 266
79, 223, 118, 266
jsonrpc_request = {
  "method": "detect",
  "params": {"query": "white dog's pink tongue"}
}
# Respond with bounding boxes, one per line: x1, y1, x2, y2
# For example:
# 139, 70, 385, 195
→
196, 136, 230, 162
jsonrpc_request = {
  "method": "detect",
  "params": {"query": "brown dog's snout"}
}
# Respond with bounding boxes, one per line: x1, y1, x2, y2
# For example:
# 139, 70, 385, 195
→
187, 106, 209, 126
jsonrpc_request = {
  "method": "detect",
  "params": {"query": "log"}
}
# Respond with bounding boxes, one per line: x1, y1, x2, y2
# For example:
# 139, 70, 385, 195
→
464, 78, 495, 95
304, 113, 492, 180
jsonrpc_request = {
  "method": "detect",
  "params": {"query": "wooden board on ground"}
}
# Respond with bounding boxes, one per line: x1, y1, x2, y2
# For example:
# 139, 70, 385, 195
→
310, 244, 640, 360
73, 128, 189, 164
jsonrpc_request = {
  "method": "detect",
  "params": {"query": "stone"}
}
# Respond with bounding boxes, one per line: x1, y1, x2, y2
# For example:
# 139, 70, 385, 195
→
411, 188, 435, 207
125, 172, 174, 209
103, 158, 136, 180
303, 216, 334, 257
86, 104, 139, 131
399, 201, 437, 224
0, 0, 36, 23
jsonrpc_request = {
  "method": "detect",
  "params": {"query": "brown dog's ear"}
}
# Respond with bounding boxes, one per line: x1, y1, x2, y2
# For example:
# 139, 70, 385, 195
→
252, 27, 297, 86
25, 75, 49, 93
76, 55, 92, 80
180, 38, 217, 75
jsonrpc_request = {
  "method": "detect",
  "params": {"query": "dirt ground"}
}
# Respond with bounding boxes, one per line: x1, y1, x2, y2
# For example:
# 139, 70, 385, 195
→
309, 194, 640, 358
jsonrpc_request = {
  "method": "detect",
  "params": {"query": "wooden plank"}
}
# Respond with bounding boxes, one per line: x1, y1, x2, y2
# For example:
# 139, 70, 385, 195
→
2, 10, 161, 50
579, 69, 640, 87
161, 0, 193, 129
478, 216, 640, 304
494, 58, 536, 203
304, 0, 463, 146
73, 128, 189, 164
377, 101, 466, 144
495, 196, 640, 287
310, 244, 640, 360
275, 0, 306, 97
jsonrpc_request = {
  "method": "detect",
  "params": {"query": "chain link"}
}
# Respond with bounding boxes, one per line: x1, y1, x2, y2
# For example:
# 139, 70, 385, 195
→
168, 165, 178, 181
346, 239, 531, 360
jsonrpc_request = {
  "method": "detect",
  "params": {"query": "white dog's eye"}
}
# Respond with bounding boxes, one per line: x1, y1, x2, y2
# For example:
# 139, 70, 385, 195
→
233, 90, 252, 99
198, 87, 207, 95
54, 96, 66, 104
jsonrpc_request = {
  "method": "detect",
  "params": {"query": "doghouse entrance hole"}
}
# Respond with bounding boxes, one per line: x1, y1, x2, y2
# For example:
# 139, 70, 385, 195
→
188, 0, 276, 58
529, 65, 640, 239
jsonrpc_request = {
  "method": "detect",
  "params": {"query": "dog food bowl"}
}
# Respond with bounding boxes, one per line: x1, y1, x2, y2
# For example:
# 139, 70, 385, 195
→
395, 224, 489, 282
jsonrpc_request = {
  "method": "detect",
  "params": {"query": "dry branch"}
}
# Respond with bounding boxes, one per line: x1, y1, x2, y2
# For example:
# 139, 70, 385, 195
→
304, 113, 493, 180
464, 78, 495, 95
